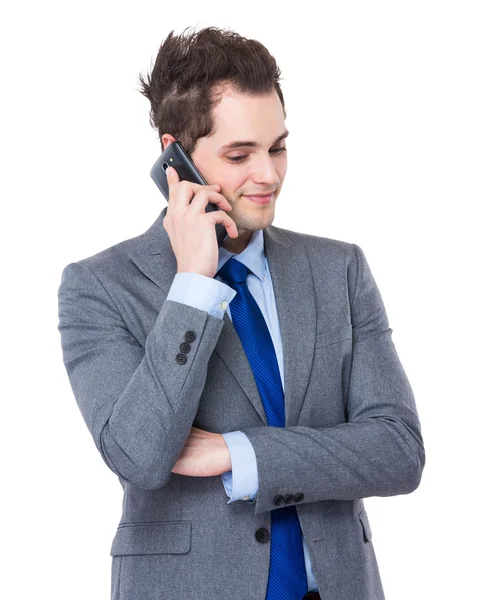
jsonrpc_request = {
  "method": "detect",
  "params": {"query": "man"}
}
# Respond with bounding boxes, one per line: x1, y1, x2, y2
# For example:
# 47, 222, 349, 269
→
57, 26, 425, 600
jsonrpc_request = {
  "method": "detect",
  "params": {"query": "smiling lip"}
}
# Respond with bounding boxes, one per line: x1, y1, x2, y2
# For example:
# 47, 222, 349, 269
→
243, 193, 274, 205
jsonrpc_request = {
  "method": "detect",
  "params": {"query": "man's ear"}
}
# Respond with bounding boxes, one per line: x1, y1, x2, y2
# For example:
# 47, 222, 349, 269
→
161, 133, 176, 150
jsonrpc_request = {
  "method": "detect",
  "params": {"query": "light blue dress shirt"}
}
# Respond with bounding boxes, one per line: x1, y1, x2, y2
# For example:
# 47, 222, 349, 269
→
166, 228, 318, 592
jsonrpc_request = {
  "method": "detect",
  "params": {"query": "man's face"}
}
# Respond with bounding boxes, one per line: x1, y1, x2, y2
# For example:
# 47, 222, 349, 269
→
163, 85, 288, 249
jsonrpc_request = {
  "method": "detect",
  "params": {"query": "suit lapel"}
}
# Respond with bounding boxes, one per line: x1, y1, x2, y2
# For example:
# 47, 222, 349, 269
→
126, 207, 317, 426
263, 228, 317, 426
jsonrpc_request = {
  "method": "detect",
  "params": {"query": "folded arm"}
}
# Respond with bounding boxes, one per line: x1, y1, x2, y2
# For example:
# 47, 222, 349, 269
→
57, 262, 231, 490
240, 244, 425, 515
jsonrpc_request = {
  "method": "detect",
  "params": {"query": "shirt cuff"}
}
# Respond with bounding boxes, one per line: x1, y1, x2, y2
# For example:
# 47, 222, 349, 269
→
220, 431, 258, 503
166, 272, 236, 319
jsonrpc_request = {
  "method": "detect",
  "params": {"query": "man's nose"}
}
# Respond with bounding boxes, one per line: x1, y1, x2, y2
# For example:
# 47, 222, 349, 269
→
250, 153, 280, 186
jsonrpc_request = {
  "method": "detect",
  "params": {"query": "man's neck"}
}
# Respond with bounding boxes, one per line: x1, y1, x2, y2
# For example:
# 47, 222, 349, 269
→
221, 229, 253, 254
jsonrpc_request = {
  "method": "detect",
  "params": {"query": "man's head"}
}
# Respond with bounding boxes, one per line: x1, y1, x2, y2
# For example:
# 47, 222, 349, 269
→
138, 26, 288, 250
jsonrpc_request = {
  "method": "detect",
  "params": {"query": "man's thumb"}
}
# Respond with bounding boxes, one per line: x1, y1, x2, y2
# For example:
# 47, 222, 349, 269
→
167, 166, 178, 181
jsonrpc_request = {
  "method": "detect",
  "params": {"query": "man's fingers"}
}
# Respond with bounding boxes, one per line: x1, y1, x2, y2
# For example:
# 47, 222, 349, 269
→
207, 211, 238, 238
190, 189, 232, 214
167, 166, 219, 190
167, 166, 180, 184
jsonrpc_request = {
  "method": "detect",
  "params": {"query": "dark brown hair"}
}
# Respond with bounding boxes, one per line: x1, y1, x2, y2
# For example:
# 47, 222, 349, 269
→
137, 26, 286, 155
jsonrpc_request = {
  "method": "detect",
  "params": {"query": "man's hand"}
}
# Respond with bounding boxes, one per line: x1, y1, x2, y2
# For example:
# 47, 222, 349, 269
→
163, 166, 238, 278
171, 427, 232, 477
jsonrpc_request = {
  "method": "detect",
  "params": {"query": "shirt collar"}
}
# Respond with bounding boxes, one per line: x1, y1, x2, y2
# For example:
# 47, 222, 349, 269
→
217, 229, 266, 282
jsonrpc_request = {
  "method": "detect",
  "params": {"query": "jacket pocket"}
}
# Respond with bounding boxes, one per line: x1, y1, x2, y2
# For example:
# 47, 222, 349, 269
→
358, 509, 373, 543
110, 521, 192, 556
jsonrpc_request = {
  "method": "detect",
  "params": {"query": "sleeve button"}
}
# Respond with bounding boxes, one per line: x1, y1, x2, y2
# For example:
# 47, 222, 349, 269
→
180, 342, 191, 353
185, 331, 196, 343
176, 353, 188, 365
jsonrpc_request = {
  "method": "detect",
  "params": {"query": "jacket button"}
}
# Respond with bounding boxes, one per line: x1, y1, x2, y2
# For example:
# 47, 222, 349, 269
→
179, 341, 191, 354
283, 494, 294, 504
294, 493, 304, 503
255, 528, 269, 543
176, 353, 187, 365
185, 331, 196, 343
273, 494, 284, 506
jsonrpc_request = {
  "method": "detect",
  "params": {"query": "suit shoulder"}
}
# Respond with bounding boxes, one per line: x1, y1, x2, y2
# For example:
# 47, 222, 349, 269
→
59, 228, 145, 283
271, 226, 361, 305
272, 224, 357, 261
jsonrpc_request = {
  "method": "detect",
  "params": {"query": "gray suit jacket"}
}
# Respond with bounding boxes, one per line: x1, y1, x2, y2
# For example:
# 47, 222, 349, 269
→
57, 206, 425, 600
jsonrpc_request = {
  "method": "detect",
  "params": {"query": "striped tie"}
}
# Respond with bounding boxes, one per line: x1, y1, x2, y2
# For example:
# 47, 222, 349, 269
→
218, 256, 308, 600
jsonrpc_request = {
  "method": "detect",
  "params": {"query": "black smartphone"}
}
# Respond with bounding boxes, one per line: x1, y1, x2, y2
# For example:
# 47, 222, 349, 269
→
150, 140, 229, 247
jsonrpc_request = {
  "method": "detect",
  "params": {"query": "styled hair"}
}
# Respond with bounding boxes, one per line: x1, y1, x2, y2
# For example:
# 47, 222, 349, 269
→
137, 25, 286, 155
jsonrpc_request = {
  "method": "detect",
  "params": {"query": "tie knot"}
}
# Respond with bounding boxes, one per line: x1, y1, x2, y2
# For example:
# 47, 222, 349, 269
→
218, 257, 249, 286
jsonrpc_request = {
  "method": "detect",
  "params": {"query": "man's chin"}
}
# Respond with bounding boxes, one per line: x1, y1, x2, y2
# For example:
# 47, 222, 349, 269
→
235, 211, 275, 233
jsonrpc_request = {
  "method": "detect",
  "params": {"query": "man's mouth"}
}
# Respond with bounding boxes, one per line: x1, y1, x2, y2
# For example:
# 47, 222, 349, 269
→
243, 193, 274, 204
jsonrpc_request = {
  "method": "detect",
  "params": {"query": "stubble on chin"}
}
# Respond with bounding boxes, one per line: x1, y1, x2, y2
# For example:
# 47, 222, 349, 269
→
232, 202, 276, 234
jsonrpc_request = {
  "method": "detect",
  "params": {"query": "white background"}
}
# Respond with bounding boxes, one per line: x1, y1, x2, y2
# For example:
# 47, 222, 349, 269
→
1, 1, 482, 598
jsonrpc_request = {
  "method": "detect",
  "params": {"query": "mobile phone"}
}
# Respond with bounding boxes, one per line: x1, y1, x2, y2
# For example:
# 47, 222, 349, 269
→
150, 140, 229, 247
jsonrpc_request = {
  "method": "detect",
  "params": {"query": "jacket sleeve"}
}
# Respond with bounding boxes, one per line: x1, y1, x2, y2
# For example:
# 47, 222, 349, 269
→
240, 243, 426, 516
57, 261, 225, 490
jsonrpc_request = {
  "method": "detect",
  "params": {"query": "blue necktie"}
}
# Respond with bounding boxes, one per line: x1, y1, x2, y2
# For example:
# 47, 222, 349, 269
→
218, 256, 308, 600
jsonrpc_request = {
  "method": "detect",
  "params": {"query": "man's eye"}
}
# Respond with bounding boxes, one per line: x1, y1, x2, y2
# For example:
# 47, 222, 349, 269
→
227, 147, 287, 163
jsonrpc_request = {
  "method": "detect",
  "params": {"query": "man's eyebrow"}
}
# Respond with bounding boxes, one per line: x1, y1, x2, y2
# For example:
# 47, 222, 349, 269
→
218, 130, 289, 151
